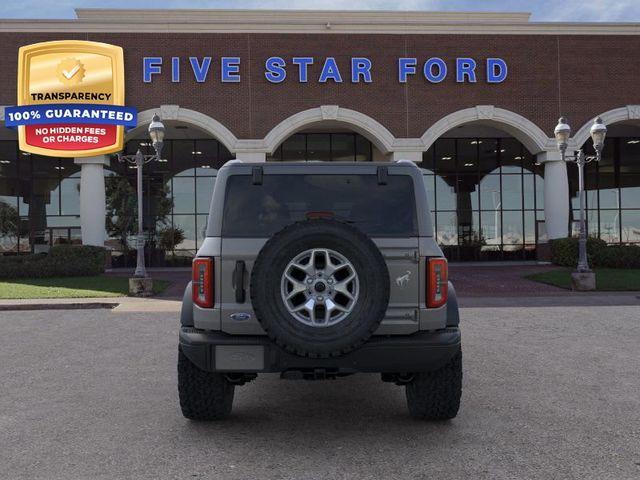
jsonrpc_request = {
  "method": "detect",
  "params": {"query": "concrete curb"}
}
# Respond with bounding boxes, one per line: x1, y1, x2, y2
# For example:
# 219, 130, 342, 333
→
0, 302, 119, 312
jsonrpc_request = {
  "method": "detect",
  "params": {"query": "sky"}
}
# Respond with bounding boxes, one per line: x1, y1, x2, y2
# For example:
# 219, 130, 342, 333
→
0, 0, 639, 22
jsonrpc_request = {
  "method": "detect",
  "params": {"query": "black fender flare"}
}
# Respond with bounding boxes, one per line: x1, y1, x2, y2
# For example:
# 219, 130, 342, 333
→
180, 281, 194, 327
446, 281, 459, 327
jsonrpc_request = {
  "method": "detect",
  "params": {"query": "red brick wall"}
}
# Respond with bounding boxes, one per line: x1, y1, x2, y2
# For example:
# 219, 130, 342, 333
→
0, 32, 638, 140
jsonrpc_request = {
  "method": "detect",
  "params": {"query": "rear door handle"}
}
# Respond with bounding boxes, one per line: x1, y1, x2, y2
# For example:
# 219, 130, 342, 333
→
233, 260, 246, 303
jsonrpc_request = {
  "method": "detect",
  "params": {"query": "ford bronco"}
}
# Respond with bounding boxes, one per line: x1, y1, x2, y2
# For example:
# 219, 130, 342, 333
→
178, 160, 462, 420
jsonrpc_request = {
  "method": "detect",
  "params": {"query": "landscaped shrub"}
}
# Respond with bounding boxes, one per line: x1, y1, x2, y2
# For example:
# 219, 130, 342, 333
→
550, 237, 640, 268
0, 245, 106, 279
593, 244, 640, 268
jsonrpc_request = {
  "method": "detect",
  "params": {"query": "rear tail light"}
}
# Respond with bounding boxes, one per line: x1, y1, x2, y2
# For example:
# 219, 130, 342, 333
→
192, 257, 214, 308
427, 258, 448, 308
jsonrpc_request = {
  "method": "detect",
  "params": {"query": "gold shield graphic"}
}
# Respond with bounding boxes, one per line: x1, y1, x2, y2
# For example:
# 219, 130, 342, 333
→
17, 40, 125, 157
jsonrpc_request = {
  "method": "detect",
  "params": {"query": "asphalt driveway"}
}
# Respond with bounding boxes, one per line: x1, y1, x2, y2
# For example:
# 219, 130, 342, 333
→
1, 305, 639, 479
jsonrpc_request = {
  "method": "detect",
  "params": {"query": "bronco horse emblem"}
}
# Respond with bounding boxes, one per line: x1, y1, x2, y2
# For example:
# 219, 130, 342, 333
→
395, 270, 412, 287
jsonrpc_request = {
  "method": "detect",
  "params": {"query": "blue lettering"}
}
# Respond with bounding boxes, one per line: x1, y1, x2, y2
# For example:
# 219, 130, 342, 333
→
292, 57, 313, 82
171, 57, 180, 83
143, 57, 162, 83
351, 57, 372, 83
424, 58, 447, 83
189, 57, 211, 83
398, 58, 417, 83
221, 57, 241, 83
487, 58, 508, 83
265, 56, 286, 83
319, 57, 342, 83
456, 58, 477, 83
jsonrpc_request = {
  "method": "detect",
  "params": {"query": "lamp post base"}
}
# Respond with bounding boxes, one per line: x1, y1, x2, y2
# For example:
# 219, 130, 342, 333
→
129, 277, 154, 297
571, 271, 596, 291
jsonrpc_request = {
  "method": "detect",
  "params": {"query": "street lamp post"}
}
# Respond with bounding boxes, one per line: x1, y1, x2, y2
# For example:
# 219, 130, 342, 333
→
117, 114, 165, 292
553, 116, 607, 289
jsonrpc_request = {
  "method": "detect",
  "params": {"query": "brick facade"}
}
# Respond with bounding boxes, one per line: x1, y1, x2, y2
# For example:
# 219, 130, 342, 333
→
0, 32, 638, 141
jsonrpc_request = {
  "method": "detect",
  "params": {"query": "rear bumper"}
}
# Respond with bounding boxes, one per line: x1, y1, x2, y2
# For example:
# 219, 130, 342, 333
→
179, 327, 461, 374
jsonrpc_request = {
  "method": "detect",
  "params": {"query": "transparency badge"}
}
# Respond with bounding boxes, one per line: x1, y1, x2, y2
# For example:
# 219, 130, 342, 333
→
5, 40, 137, 157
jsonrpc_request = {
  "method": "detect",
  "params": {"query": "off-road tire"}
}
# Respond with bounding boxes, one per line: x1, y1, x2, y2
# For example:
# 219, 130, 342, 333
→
178, 347, 235, 420
250, 218, 390, 358
405, 348, 462, 420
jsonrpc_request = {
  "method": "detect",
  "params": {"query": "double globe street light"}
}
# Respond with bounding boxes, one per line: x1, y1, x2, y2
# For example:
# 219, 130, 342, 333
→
553, 116, 607, 290
117, 113, 166, 295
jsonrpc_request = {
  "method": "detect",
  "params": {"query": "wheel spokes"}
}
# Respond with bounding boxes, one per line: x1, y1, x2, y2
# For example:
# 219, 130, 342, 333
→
281, 247, 359, 328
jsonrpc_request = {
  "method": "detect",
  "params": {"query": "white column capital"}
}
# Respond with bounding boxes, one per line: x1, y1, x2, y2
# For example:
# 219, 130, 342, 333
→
391, 151, 422, 163
74, 155, 110, 166
536, 151, 564, 163
235, 151, 266, 162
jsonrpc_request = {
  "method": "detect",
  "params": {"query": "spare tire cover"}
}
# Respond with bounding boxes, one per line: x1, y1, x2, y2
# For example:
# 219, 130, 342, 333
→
250, 219, 390, 358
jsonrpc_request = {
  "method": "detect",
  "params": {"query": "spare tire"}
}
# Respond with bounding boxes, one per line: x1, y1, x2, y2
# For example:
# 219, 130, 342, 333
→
250, 219, 389, 358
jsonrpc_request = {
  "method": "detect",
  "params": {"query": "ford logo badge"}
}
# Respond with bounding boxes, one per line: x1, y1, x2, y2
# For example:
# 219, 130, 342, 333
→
230, 312, 252, 321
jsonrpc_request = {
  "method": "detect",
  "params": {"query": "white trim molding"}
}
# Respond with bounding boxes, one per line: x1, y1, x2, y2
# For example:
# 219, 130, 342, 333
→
572, 105, 640, 148
421, 106, 553, 154
262, 106, 397, 155
128, 106, 239, 153
1, 10, 639, 35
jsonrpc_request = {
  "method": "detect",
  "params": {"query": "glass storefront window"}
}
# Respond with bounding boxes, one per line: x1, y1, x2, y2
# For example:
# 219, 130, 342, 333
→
0, 141, 18, 177
502, 211, 524, 247
481, 210, 501, 246
621, 210, 640, 243
2, 133, 638, 262
172, 214, 197, 251
621, 175, 640, 209
172, 177, 195, 214
568, 136, 640, 244
355, 134, 372, 162
306, 134, 331, 161
500, 138, 523, 173
173, 140, 195, 176
436, 211, 458, 246
60, 177, 80, 215
435, 139, 456, 176
196, 176, 216, 214
282, 134, 306, 161
599, 210, 620, 243
435, 175, 456, 211
479, 175, 501, 211
332, 134, 356, 161
524, 210, 536, 245
501, 175, 523, 211
421, 136, 550, 260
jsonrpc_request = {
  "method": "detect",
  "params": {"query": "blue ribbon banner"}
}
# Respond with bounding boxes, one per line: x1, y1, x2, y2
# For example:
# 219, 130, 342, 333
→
4, 104, 137, 128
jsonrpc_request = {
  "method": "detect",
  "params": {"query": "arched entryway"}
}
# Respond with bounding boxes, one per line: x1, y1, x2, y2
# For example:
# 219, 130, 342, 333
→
263, 106, 394, 162
569, 108, 640, 245
0, 125, 85, 255
417, 111, 550, 261
106, 116, 234, 267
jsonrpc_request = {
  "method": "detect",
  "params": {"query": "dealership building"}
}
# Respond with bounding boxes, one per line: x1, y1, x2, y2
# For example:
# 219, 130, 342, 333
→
0, 9, 639, 263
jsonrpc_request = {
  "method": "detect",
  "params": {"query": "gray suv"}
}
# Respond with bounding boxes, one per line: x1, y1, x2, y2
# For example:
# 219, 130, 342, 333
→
179, 161, 461, 420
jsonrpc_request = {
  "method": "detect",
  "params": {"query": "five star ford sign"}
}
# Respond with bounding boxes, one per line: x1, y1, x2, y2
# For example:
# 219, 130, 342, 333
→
5, 40, 137, 158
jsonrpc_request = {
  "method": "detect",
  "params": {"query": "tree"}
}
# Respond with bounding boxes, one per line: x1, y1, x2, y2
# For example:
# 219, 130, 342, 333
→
157, 226, 185, 252
105, 176, 173, 252
0, 201, 21, 250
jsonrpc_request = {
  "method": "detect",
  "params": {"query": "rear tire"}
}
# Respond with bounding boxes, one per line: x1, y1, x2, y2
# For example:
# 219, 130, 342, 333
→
178, 347, 235, 420
405, 348, 462, 420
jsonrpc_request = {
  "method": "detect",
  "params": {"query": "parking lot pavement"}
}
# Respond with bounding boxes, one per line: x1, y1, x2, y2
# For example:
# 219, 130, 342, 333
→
1, 306, 639, 480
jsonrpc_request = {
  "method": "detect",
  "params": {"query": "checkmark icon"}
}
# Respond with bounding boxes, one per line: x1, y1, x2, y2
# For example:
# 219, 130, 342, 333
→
62, 64, 80, 79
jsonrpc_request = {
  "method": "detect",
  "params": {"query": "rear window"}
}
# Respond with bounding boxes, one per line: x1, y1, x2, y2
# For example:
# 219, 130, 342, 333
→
221, 174, 417, 237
